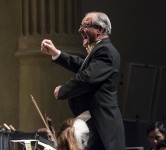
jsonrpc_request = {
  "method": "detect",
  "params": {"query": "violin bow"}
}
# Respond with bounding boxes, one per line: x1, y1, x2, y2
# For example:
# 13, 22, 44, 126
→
30, 95, 57, 147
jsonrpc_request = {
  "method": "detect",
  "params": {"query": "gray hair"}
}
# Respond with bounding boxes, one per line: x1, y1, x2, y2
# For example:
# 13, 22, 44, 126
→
86, 12, 112, 35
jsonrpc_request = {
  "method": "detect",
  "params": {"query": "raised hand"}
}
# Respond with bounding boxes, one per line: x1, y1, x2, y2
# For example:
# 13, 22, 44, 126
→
41, 39, 60, 57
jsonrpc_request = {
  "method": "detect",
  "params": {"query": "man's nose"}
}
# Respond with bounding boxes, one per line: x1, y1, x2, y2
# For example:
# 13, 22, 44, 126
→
78, 27, 82, 33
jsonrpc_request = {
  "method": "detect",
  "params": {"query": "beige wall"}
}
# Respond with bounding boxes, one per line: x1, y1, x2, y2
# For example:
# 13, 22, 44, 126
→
16, 0, 83, 131
0, 0, 83, 131
0, 0, 20, 128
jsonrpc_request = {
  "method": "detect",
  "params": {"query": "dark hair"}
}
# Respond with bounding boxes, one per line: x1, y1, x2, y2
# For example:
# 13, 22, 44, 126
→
146, 122, 166, 135
157, 139, 166, 150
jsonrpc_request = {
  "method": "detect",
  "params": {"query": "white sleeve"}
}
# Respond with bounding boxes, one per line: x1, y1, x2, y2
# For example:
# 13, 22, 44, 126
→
51, 50, 61, 60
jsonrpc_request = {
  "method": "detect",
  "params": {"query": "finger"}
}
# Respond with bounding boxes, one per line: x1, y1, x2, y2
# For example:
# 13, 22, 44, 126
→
41, 42, 48, 50
41, 44, 46, 51
41, 40, 52, 50
42, 40, 53, 47
54, 91, 58, 99
41, 47, 49, 54
42, 39, 51, 44
54, 89, 58, 99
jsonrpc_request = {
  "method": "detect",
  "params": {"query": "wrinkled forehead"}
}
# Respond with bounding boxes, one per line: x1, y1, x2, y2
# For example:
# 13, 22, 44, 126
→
81, 13, 97, 24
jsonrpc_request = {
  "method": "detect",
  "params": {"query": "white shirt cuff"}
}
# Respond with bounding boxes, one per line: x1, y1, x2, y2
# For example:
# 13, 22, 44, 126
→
76, 110, 91, 122
52, 50, 61, 60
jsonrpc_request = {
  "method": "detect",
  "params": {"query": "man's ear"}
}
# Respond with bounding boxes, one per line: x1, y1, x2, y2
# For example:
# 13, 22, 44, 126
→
97, 26, 105, 34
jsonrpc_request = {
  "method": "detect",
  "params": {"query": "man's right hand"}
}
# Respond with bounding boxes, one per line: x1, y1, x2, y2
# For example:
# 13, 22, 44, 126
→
41, 39, 60, 57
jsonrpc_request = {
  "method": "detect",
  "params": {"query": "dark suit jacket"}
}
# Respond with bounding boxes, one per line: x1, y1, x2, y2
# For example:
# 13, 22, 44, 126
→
54, 38, 126, 150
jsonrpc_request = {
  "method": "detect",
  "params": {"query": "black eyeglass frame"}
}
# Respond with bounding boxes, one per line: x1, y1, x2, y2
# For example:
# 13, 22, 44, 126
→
79, 24, 100, 30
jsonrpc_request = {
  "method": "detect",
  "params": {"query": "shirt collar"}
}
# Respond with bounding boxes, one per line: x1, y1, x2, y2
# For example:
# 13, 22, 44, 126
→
86, 40, 101, 54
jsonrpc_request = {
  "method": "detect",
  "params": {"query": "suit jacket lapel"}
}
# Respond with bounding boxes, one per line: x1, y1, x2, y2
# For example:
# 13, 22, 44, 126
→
88, 38, 110, 58
79, 38, 110, 71
79, 43, 102, 71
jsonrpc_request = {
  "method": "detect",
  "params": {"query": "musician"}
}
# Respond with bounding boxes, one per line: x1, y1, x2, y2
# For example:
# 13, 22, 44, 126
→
147, 122, 166, 150
37, 117, 56, 141
57, 118, 89, 150
38, 118, 89, 150
41, 12, 125, 150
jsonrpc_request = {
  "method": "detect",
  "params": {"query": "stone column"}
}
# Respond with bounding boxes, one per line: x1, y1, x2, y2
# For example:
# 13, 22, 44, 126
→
16, 0, 84, 131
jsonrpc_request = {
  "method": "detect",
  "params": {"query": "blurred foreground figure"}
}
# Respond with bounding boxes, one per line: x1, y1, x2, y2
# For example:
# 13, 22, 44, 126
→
147, 122, 166, 150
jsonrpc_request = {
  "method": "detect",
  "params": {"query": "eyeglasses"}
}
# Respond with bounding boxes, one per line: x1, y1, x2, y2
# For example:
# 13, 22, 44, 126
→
79, 24, 99, 31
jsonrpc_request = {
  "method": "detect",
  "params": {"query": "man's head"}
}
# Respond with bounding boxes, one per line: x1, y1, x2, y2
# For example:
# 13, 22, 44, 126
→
78, 12, 111, 48
147, 122, 166, 149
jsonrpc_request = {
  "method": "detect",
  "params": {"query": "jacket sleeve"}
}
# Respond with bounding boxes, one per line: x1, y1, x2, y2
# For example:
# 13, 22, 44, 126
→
58, 47, 120, 99
53, 51, 84, 73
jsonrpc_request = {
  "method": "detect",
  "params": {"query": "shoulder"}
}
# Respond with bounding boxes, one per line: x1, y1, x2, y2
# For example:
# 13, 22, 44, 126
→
95, 40, 120, 59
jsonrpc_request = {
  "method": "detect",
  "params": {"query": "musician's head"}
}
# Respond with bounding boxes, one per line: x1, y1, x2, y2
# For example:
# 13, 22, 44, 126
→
57, 118, 89, 150
147, 122, 166, 150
